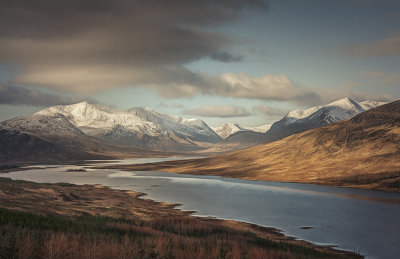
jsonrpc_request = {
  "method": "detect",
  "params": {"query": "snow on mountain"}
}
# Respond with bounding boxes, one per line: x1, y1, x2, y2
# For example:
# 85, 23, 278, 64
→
211, 123, 250, 139
0, 113, 84, 137
305, 97, 365, 124
281, 98, 385, 125
266, 98, 387, 142
243, 124, 272, 133
359, 100, 388, 110
35, 102, 221, 146
212, 123, 273, 138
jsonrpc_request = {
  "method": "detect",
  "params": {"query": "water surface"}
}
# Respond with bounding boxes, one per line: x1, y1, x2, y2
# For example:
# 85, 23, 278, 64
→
2, 158, 400, 259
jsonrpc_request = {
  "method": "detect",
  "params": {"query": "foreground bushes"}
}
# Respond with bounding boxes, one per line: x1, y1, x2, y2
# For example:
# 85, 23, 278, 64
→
0, 208, 359, 259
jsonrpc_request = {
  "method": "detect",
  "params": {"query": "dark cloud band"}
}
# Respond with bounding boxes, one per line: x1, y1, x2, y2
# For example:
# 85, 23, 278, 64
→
0, 0, 267, 93
0, 81, 95, 107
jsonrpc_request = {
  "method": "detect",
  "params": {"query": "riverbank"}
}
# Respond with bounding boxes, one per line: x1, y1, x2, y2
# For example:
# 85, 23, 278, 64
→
99, 157, 400, 192
94, 103, 400, 193
0, 177, 360, 259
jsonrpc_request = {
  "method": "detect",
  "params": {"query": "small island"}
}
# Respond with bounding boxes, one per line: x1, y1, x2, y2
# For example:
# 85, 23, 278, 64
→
66, 168, 87, 172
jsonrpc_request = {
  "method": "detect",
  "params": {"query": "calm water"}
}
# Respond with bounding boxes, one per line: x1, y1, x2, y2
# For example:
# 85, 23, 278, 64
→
2, 158, 400, 259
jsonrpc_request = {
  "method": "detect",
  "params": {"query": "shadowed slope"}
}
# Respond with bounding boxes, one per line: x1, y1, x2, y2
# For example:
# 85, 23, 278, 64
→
0, 114, 162, 163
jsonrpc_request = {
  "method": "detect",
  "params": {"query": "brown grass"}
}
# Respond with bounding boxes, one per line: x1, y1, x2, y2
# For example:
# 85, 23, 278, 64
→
0, 178, 360, 259
101, 117, 400, 192
0, 212, 357, 259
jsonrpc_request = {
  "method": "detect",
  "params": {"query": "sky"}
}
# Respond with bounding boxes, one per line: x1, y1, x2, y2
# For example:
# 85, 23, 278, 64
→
0, 0, 399, 126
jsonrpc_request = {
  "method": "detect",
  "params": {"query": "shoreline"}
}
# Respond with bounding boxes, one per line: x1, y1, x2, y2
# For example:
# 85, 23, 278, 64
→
0, 176, 361, 258
97, 158, 400, 193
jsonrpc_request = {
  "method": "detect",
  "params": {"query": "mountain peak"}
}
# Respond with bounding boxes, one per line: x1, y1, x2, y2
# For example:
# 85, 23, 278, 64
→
76, 101, 90, 106
33, 102, 221, 148
327, 97, 360, 108
212, 123, 248, 139
0, 113, 84, 137
266, 97, 387, 143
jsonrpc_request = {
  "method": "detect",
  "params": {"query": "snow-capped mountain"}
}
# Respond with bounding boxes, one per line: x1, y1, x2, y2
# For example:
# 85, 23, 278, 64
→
34, 102, 221, 150
211, 123, 250, 139
0, 112, 124, 162
212, 123, 272, 138
243, 124, 272, 133
265, 98, 387, 142
0, 113, 84, 137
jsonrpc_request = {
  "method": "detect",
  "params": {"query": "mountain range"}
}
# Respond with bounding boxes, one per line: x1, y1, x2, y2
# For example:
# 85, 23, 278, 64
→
115, 100, 400, 192
203, 98, 386, 152
211, 123, 271, 139
35, 102, 221, 151
0, 98, 388, 162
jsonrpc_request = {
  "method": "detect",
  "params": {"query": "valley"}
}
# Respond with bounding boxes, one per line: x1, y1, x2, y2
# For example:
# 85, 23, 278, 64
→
2, 2, 398, 258
99, 101, 400, 192
0, 97, 387, 162
1, 98, 399, 259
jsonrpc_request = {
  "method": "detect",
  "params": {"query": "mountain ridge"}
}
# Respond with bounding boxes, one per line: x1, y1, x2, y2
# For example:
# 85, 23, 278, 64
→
0, 97, 390, 162
108, 100, 400, 192
265, 97, 387, 142
35, 101, 221, 151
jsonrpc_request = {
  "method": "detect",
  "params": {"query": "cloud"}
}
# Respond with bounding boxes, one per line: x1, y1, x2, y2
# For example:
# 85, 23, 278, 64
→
216, 73, 311, 102
252, 104, 286, 117
340, 31, 400, 57
200, 72, 393, 106
184, 105, 250, 117
0, 81, 95, 107
170, 102, 186, 109
0, 0, 392, 108
210, 51, 243, 62
0, 0, 268, 93
142, 71, 392, 106
158, 102, 186, 109
361, 71, 400, 85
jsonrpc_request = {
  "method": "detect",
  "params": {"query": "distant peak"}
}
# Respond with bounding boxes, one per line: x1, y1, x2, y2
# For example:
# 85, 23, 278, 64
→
128, 106, 147, 113
329, 97, 357, 106
341, 97, 353, 102
223, 122, 240, 127
73, 101, 91, 106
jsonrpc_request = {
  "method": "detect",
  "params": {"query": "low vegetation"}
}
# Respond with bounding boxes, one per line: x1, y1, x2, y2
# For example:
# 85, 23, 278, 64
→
321, 171, 400, 191
0, 178, 360, 259
0, 208, 360, 259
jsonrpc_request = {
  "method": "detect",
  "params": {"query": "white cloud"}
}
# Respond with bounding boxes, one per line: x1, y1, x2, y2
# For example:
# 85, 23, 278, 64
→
184, 105, 250, 118
158, 102, 185, 108
361, 71, 400, 85
252, 104, 286, 117
342, 36, 400, 57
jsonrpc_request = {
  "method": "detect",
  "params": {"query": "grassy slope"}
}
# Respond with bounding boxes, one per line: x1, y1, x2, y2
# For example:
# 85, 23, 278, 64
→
104, 101, 400, 192
0, 178, 359, 259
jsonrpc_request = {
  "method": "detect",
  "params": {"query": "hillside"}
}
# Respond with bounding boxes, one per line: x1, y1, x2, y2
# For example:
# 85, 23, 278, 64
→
0, 114, 160, 163
265, 98, 386, 143
107, 101, 400, 191
202, 98, 385, 154
198, 131, 269, 154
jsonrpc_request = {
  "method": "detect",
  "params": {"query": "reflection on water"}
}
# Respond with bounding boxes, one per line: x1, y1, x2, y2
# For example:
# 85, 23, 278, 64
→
2, 158, 400, 259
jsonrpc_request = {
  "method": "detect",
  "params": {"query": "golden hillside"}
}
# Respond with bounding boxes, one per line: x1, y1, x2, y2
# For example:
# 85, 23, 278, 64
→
105, 101, 400, 191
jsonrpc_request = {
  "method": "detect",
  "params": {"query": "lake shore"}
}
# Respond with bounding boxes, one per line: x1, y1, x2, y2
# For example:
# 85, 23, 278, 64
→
97, 157, 400, 192
0, 177, 360, 259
